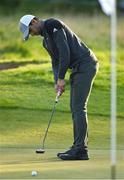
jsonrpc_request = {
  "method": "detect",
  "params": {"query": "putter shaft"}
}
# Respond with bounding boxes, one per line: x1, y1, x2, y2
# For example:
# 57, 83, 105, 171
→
42, 91, 61, 149
42, 102, 57, 149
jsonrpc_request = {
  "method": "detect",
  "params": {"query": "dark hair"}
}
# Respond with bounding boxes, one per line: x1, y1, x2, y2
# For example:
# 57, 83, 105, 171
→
34, 17, 39, 21
29, 17, 39, 25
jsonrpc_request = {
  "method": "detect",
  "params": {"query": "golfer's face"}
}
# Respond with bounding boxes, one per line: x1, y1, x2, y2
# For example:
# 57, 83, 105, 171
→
29, 24, 39, 36
29, 20, 40, 36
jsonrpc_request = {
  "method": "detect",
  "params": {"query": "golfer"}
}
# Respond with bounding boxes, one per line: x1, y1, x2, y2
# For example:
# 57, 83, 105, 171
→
19, 15, 99, 160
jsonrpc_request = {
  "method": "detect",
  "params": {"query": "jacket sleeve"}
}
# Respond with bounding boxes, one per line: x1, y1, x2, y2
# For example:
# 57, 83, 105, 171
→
43, 39, 59, 84
53, 28, 70, 79
51, 57, 59, 84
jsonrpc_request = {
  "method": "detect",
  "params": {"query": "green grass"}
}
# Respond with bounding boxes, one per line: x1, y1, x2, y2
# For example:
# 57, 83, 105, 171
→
0, 108, 123, 150
0, 148, 124, 179
0, 13, 124, 179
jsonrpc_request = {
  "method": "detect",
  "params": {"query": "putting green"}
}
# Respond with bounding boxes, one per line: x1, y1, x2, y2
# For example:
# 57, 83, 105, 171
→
0, 148, 123, 179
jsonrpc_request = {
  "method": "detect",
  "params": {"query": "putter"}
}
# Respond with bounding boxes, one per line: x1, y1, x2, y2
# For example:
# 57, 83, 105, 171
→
36, 90, 62, 154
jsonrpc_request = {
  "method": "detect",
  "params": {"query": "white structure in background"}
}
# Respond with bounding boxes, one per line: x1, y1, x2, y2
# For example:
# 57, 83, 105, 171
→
98, 0, 117, 179
99, 0, 115, 15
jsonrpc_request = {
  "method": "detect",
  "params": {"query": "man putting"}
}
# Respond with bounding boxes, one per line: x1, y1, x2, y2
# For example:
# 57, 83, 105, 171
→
19, 15, 99, 160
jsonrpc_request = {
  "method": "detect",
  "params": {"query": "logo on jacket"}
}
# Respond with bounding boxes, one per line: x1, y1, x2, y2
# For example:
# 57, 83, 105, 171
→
53, 28, 58, 33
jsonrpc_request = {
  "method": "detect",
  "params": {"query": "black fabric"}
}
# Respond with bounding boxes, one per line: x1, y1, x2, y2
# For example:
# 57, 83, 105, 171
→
70, 61, 99, 149
41, 18, 98, 82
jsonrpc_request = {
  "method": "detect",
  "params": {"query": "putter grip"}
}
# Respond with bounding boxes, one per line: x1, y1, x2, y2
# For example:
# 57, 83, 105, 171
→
55, 90, 61, 103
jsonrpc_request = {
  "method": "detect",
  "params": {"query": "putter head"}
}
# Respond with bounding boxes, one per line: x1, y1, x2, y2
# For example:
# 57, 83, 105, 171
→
36, 148, 45, 154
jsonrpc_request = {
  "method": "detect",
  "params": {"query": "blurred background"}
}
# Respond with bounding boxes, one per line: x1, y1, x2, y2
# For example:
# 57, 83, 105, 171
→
0, 0, 124, 14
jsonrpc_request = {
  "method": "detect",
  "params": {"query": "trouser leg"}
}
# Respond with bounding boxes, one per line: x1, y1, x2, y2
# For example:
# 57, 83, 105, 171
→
70, 63, 98, 149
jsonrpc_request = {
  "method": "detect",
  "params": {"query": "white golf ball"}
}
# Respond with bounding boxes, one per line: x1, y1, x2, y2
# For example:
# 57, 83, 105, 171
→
31, 170, 37, 176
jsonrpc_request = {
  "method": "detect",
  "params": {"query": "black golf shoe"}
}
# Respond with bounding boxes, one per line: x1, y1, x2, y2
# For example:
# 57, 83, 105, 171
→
57, 147, 89, 160
57, 147, 73, 157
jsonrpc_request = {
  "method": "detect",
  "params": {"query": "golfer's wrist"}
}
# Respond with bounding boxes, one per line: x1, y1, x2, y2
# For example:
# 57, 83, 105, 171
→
58, 78, 65, 82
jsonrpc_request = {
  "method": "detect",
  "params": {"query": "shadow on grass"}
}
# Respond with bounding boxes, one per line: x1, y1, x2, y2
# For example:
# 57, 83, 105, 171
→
0, 105, 115, 118
0, 157, 60, 165
0, 60, 49, 71
0, 106, 124, 119
0, 106, 70, 113
0, 76, 54, 86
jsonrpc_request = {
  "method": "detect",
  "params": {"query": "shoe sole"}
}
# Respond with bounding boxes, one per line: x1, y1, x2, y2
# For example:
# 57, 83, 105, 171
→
59, 154, 89, 160
57, 153, 66, 157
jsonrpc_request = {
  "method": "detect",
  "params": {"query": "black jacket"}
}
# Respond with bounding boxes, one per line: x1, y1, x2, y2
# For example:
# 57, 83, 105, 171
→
41, 18, 97, 83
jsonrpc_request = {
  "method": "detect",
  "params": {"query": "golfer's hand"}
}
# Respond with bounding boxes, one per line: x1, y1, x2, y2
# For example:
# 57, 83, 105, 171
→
55, 79, 65, 94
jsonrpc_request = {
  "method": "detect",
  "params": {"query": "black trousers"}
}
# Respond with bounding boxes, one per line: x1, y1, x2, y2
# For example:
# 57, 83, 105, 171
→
70, 59, 99, 150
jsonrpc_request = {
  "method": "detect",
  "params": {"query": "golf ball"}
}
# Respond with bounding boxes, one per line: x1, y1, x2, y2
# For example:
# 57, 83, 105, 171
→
31, 170, 37, 176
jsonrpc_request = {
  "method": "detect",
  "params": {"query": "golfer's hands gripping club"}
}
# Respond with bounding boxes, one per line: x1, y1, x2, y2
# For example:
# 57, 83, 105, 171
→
55, 79, 65, 103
